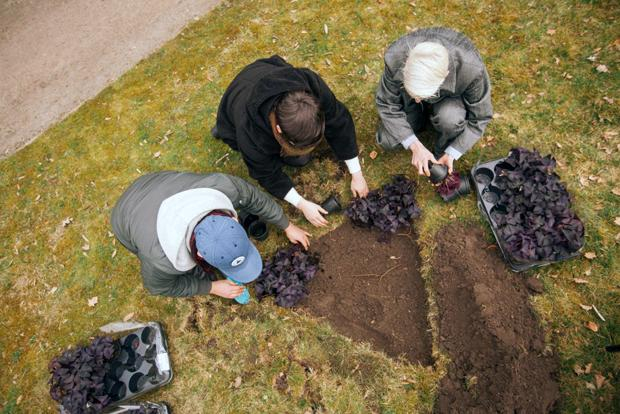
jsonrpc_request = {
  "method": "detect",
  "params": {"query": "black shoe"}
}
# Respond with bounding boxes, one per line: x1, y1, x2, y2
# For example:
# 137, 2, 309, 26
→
281, 154, 312, 167
211, 126, 220, 139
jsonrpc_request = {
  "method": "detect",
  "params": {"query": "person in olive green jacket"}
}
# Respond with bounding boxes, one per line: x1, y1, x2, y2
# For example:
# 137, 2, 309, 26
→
111, 171, 309, 298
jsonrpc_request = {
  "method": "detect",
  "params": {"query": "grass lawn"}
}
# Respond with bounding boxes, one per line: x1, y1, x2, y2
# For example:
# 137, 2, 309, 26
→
0, 0, 618, 412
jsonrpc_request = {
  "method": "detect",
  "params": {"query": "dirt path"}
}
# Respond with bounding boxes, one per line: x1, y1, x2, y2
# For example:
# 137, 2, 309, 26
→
0, 0, 220, 158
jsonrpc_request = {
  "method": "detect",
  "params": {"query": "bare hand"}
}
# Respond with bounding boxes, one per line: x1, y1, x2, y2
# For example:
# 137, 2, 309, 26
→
210, 280, 244, 299
284, 223, 311, 249
298, 199, 328, 227
409, 141, 437, 176
350, 171, 369, 198
437, 153, 454, 175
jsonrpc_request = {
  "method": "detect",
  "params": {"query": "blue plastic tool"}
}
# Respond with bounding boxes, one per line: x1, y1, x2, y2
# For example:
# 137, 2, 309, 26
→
227, 277, 250, 304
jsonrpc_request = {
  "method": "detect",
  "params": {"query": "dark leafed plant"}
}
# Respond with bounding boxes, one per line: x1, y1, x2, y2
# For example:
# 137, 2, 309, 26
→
254, 245, 320, 308
345, 175, 421, 235
436, 173, 463, 200
492, 147, 584, 262
49, 336, 118, 413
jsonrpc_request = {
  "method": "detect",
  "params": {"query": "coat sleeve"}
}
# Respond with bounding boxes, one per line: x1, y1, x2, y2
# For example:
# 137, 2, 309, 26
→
214, 173, 289, 229
139, 254, 212, 297
237, 140, 295, 200
309, 71, 358, 160
450, 66, 493, 154
375, 60, 415, 149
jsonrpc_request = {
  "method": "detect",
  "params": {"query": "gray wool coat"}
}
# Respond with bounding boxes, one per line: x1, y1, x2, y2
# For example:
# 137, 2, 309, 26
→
111, 171, 288, 297
376, 27, 493, 153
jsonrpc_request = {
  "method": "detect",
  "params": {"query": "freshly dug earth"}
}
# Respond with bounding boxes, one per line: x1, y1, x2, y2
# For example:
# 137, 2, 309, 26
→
432, 223, 560, 413
301, 222, 432, 365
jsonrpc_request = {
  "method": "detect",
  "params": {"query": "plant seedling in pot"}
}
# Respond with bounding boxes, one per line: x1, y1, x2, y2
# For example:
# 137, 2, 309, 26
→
436, 173, 471, 202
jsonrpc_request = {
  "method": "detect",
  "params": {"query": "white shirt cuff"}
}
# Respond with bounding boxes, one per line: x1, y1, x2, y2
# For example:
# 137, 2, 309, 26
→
344, 157, 361, 174
401, 134, 419, 150
284, 187, 303, 207
444, 146, 463, 160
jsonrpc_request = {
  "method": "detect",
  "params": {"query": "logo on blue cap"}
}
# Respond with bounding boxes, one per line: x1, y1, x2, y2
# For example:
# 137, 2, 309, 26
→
194, 215, 263, 283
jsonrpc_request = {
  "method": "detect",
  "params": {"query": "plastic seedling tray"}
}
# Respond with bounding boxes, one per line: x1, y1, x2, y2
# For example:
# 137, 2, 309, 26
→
59, 321, 173, 414
471, 158, 581, 272
105, 401, 170, 414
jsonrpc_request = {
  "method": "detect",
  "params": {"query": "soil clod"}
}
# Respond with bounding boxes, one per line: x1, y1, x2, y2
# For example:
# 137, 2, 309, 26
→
432, 223, 560, 413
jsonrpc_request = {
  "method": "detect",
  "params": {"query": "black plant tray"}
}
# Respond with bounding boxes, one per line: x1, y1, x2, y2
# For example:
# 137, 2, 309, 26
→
105, 401, 170, 414
471, 158, 581, 272
60, 322, 173, 413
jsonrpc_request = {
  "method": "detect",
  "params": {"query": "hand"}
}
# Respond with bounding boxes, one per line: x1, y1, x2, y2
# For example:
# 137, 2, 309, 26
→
210, 280, 245, 299
298, 199, 328, 227
284, 223, 311, 249
350, 171, 369, 198
437, 153, 454, 175
409, 141, 437, 176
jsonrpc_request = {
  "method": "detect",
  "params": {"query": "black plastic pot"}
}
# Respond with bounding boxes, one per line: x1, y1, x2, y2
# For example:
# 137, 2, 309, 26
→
248, 220, 268, 241
108, 361, 127, 380
123, 334, 140, 351
239, 211, 269, 241
108, 381, 127, 401
128, 372, 148, 393
118, 348, 137, 366
321, 194, 342, 214
441, 176, 472, 202
428, 162, 449, 184
141, 327, 155, 344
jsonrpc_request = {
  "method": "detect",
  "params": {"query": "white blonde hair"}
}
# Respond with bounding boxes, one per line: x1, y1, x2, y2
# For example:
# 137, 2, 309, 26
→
403, 42, 449, 99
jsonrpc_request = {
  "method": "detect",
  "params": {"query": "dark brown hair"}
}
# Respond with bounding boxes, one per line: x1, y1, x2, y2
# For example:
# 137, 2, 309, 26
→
275, 91, 325, 148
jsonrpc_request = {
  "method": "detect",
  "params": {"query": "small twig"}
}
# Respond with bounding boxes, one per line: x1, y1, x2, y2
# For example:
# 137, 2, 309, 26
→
592, 304, 606, 322
379, 264, 402, 281
215, 152, 230, 164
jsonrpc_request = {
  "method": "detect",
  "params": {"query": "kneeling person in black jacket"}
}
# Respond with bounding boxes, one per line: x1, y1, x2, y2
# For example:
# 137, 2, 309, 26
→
213, 55, 369, 227
111, 171, 309, 298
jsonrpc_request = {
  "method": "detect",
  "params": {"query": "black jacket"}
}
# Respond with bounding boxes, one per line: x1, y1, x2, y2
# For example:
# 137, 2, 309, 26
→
215, 55, 359, 199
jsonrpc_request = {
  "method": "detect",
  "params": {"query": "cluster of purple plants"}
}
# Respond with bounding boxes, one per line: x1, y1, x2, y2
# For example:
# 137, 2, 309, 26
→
492, 147, 584, 262
345, 175, 421, 234
254, 245, 320, 308
49, 336, 118, 413
437, 172, 462, 200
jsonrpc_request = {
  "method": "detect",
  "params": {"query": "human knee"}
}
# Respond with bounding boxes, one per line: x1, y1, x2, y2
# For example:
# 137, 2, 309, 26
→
432, 109, 465, 137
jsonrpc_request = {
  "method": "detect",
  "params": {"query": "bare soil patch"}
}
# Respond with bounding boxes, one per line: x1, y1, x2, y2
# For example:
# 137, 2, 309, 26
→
301, 222, 432, 365
432, 223, 560, 413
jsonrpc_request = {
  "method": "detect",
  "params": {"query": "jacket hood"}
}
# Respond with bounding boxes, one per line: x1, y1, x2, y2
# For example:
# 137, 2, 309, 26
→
247, 66, 315, 127
156, 188, 237, 271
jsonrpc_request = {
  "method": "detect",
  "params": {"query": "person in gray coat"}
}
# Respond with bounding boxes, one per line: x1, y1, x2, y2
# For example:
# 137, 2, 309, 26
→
376, 27, 493, 176
111, 171, 310, 298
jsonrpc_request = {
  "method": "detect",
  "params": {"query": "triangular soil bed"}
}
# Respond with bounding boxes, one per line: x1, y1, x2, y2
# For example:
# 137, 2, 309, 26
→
432, 223, 560, 413
301, 222, 433, 365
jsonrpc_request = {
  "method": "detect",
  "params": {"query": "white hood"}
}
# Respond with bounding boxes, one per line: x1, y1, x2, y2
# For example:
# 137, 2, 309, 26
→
156, 188, 236, 271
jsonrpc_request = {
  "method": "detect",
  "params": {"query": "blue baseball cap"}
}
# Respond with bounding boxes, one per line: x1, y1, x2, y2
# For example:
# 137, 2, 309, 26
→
194, 215, 263, 283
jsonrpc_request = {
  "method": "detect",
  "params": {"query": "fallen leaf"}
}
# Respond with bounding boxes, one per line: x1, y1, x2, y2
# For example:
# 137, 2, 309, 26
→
585, 321, 599, 332
596, 64, 609, 73
492, 112, 501, 119
153, 151, 161, 159
585, 382, 596, 391
584, 363, 592, 374
594, 373, 605, 389
233, 376, 242, 389
88, 296, 98, 307
579, 304, 593, 311
369, 150, 378, 160
323, 24, 328, 35
546, 28, 556, 35
111, 249, 117, 259
584, 268, 592, 276
573, 364, 584, 375
612, 188, 620, 196
603, 131, 618, 140
614, 217, 620, 226
587, 55, 597, 62
573, 278, 589, 284
62, 217, 73, 227
81, 243, 90, 252
49, 286, 58, 295
123, 312, 135, 322
16, 395, 22, 405
584, 252, 596, 259
602, 96, 614, 104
